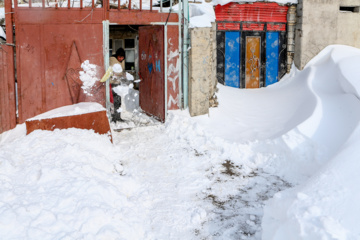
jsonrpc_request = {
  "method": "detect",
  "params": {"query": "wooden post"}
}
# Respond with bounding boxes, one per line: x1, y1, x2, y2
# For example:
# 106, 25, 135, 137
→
3, 0, 17, 129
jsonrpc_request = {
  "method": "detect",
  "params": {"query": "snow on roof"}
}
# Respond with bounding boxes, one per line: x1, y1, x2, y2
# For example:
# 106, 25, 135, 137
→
189, 0, 216, 28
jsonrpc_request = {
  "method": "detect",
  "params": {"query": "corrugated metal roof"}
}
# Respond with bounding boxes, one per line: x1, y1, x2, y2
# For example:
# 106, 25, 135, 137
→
215, 2, 289, 23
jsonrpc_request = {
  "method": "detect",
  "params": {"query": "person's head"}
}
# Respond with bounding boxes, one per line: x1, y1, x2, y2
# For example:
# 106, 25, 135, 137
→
115, 48, 125, 62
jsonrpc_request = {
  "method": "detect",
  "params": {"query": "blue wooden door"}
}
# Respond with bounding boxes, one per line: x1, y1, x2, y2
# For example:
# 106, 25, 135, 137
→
265, 32, 279, 86
225, 32, 241, 88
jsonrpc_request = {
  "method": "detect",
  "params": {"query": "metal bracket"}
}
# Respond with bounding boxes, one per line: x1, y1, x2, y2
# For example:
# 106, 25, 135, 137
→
0, 43, 15, 47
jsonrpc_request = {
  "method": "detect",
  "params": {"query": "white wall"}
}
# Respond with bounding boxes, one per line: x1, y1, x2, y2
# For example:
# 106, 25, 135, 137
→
295, 0, 360, 69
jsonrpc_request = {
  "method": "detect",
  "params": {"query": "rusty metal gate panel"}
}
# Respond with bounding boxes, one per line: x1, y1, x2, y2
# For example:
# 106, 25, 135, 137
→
3, 0, 180, 129
138, 25, 165, 122
0, 0, 17, 134
15, 12, 105, 123
0, 45, 17, 133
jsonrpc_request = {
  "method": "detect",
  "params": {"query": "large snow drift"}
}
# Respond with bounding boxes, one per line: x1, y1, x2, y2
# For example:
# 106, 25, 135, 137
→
261, 45, 360, 239
1, 45, 360, 239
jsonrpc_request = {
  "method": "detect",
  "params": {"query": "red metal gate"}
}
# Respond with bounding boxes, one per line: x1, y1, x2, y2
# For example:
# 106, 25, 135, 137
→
14, 7, 105, 123
1, 1, 17, 133
1, 0, 179, 133
0, 45, 17, 133
138, 25, 165, 122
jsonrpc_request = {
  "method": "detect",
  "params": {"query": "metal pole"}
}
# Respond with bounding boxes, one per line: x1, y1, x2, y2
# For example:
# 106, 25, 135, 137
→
182, 0, 189, 108
177, 0, 183, 109
287, 5, 296, 73
164, 24, 168, 121
103, 20, 110, 118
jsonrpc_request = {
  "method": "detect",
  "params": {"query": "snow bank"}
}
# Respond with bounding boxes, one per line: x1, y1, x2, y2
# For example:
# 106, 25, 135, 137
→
262, 45, 360, 240
0, 128, 147, 239
193, 65, 315, 143
294, 45, 360, 159
262, 133, 360, 240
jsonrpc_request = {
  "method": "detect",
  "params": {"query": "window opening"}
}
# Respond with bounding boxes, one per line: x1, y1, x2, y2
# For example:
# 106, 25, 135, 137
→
109, 25, 138, 72
339, 6, 360, 12
125, 39, 135, 70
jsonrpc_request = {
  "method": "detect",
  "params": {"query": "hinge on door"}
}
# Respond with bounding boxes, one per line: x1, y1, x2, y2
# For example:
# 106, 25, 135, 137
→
0, 43, 15, 47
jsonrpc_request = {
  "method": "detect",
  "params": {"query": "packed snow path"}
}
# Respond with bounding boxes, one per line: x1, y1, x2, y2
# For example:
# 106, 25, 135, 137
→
113, 114, 302, 239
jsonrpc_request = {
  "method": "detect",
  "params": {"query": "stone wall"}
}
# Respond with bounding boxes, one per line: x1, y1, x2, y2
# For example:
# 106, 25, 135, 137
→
188, 24, 217, 117
295, 0, 360, 69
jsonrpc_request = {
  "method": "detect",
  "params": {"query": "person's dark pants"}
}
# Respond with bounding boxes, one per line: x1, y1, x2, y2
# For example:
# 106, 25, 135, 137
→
111, 84, 122, 122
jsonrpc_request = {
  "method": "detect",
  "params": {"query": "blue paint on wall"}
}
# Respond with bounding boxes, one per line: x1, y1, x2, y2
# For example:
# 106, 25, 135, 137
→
156, 60, 161, 72
225, 32, 241, 88
265, 32, 279, 86
148, 63, 153, 74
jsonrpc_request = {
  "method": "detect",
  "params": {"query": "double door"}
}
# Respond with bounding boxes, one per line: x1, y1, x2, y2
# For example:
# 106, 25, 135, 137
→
217, 31, 286, 88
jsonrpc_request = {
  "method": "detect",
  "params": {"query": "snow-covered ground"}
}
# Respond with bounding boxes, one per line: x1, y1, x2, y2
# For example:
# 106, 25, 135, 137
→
1, 45, 360, 239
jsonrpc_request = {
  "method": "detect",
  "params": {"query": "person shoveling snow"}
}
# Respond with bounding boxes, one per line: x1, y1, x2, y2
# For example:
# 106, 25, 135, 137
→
101, 62, 141, 123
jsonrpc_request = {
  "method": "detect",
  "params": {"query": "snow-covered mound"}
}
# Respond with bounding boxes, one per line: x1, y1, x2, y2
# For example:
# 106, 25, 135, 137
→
261, 45, 360, 240
0, 128, 133, 239
195, 44, 360, 164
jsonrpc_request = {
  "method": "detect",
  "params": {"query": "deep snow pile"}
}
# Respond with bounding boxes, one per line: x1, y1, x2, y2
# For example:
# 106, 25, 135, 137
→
1, 45, 360, 239
261, 45, 360, 240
